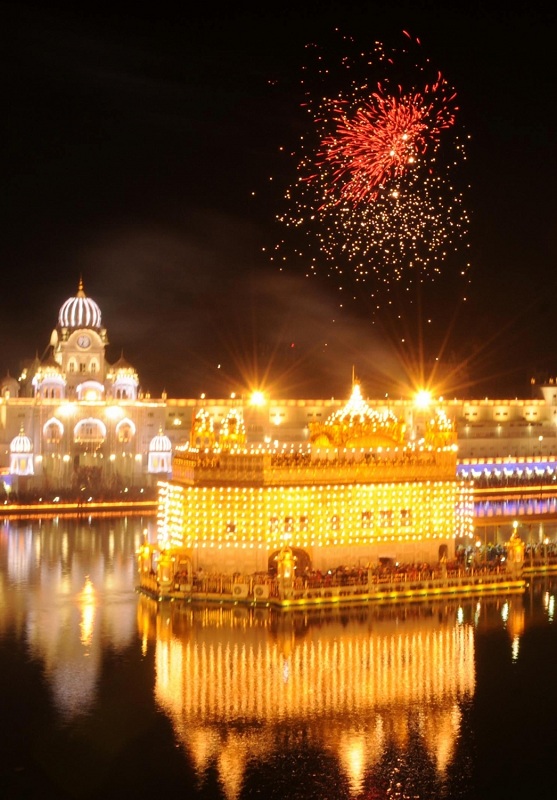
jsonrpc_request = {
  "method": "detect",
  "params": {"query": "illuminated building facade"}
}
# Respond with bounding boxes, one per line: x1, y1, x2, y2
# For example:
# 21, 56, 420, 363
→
0, 281, 167, 494
157, 383, 474, 574
3, 282, 557, 496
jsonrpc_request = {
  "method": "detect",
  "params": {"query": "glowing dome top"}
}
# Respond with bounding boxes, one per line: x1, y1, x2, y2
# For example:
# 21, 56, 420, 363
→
10, 428, 33, 453
310, 381, 405, 448
149, 429, 172, 453
58, 279, 102, 329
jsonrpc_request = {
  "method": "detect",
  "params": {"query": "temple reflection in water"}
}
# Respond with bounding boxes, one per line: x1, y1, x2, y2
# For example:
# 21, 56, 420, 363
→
137, 599, 477, 799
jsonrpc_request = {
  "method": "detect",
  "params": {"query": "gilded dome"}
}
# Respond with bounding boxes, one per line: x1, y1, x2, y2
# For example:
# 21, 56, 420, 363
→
58, 279, 102, 329
309, 381, 405, 448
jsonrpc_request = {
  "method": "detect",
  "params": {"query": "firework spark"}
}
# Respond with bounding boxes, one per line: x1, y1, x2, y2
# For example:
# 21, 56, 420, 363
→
272, 31, 471, 309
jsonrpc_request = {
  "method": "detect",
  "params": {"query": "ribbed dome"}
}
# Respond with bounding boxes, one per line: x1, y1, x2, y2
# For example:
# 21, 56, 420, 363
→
149, 429, 172, 453
10, 428, 32, 453
309, 381, 405, 448
58, 279, 102, 329
326, 381, 399, 428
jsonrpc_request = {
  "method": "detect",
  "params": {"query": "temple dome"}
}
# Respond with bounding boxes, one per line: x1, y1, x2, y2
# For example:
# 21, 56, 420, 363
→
58, 279, 102, 329
1, 371, 19, 399
309, 381, 405, 449
10, 428, 33, 453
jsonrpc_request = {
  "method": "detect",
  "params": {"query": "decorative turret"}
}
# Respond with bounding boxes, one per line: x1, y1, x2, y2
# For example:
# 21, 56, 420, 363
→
424, 409, 457, 449
148, 428, 173, 475
107, 352, 139, 400
219, 408, 246, 451
52, 279, 109, 394
10, 427, 34, 476
1, 371, 19, 399
190, 407, 216, 449
32, 351, 66, 399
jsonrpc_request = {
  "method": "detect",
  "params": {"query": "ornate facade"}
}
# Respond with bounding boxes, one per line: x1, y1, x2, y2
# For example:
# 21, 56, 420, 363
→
0, 281, 167, 495
156, 382, 474, 574
3, 281, 557, 499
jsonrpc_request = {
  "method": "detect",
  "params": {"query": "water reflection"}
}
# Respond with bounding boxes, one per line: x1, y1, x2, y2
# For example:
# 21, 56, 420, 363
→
0, 517, 147, 721
138, 599, 476, 799
2, 516, 557, 799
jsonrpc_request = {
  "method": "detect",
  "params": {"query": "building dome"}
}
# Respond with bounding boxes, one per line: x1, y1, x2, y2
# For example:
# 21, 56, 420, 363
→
10, 428, 33, 453
1, 371, 19, 399
148, 428, 172, 475
58, 279, 102, 329
309, 381, 405, 449
149, 429, 172, 453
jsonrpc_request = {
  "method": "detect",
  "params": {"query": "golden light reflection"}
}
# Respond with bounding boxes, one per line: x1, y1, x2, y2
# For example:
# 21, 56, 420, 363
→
140, 600, 475, 798
420, 704, 462, 774
218, 737, 248, 800
339, 729, 370, 795
78, 576, 96, 647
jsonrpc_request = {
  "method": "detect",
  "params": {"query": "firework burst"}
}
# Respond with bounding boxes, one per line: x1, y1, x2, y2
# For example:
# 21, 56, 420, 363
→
272, 31, 471, 309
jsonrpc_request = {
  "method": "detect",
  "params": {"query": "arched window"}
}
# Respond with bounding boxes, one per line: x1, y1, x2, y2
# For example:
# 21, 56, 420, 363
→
74, 418, 106, 444
116, 419, 136, 443
43, 418, 64, 444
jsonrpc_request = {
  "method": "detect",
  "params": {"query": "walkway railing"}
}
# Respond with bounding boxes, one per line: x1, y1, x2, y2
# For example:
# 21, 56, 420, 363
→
140, 563, 526, 607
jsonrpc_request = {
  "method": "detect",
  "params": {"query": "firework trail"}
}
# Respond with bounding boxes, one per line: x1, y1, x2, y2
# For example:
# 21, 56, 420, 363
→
272, 30, 471, 310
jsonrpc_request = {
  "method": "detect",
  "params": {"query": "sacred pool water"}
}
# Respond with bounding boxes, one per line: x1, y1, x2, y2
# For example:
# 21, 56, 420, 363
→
1, 515, 556, 800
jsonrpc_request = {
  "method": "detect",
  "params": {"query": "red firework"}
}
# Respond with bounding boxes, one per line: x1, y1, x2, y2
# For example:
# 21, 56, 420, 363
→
318, 75, 457, 206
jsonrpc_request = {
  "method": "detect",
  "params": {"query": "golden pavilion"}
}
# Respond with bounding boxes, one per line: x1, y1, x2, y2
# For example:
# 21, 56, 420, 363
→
155, 381, 474, 579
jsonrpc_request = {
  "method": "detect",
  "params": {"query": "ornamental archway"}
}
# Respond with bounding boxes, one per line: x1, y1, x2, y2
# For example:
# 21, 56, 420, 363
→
268, 547, 311, 577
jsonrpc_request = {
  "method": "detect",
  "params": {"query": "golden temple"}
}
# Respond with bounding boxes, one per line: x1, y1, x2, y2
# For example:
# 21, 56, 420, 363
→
148, 381, 475, 590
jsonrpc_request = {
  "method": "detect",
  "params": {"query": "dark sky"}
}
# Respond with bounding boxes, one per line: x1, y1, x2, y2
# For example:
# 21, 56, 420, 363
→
2, 1, 557, 399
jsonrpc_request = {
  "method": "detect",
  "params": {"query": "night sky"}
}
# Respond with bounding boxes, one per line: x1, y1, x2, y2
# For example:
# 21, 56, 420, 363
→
2, 2, 557, 399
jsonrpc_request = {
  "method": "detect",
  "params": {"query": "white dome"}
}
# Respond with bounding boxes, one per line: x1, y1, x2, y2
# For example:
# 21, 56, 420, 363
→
10, 429, 32, 453
58, 279, 102, 329
149, 429, 172, 453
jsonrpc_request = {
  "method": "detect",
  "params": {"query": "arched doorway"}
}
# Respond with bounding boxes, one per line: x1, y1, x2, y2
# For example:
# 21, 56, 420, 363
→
174, 553, 194, 587
268, 548, 311, 577
438, 544, 449, 562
